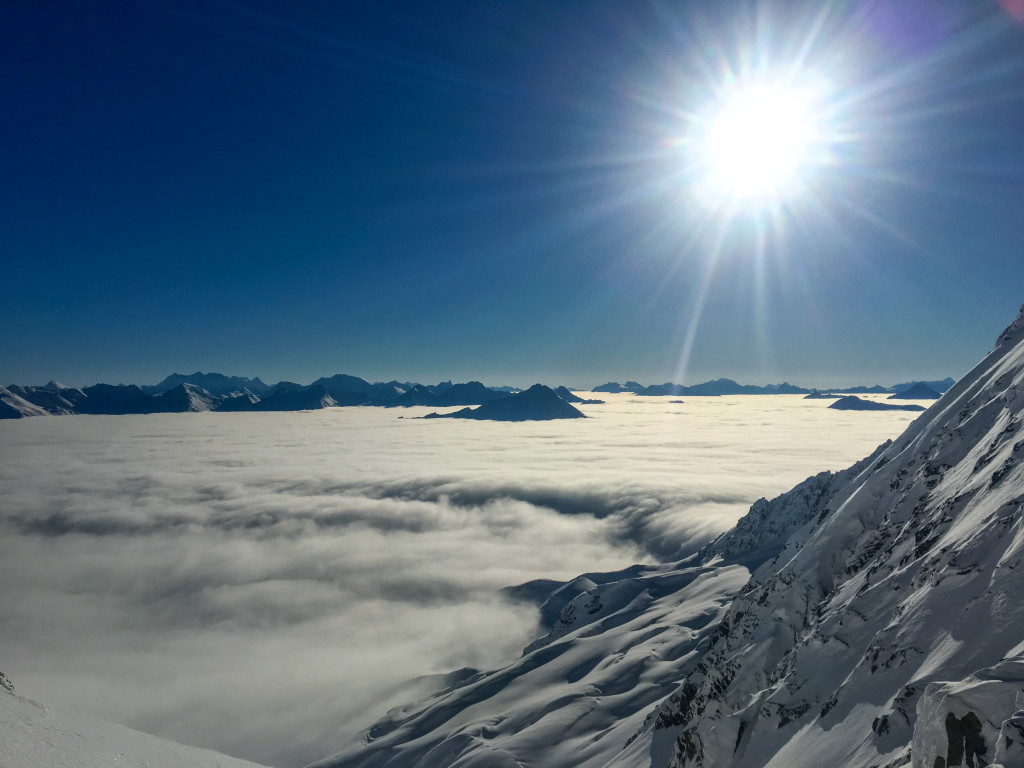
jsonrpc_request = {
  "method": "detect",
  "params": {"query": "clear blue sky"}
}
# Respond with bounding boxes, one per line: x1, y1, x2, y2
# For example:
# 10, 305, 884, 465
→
3, 0, 1023, 389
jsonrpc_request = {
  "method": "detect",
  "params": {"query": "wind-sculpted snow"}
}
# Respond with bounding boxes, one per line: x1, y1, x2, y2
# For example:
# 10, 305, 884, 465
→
311, 559, 750, 768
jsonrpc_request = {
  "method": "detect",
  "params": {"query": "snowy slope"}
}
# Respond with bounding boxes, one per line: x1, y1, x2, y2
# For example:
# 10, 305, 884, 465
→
0, 675, 268, 768
314, 305, 1024, 768
311, 559, 749, 768
624, 304, 1024, 768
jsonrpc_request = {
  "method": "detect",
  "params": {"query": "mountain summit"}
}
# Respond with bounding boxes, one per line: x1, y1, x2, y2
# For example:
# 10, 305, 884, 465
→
424, 384, 586, 421
321, 304, 1024, 768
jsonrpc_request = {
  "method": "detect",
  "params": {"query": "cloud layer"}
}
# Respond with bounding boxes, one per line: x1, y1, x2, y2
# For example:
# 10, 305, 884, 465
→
0, 395, 921, 766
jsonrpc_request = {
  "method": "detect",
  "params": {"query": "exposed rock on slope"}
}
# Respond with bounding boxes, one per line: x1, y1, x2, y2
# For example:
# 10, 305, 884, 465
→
911, 654, 1024, 768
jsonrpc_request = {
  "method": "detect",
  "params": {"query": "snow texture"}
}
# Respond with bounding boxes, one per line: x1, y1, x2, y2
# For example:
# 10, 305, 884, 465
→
0, 675, 268, 768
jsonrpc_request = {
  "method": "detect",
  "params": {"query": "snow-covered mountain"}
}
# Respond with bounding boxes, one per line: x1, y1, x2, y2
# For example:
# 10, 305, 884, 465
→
153, 382, 219, 412
636, 304, 1024, 768
0, 385, 52, 418
319, 305, 1024, 768
0, 673, 268, 768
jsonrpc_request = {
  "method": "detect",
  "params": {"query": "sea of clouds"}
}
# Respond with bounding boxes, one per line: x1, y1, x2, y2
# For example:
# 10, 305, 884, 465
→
0, 394, 922, 766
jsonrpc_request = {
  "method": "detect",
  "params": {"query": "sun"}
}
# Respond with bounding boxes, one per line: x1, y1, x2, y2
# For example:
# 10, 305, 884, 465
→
692, 75, 830, 207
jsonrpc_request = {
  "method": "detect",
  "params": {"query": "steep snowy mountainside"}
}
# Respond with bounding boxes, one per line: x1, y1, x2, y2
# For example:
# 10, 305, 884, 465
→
627, 305, 1024, 768
311, 559, 750, 768
703, 442, 890, 564
0, 674, 269, 768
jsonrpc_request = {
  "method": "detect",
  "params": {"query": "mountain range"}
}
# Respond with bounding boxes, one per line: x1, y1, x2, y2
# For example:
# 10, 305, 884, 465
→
593, 378, 956, 397
316, 306, 1024, 768
0, 377, 516, 419
0, 373, 952, 419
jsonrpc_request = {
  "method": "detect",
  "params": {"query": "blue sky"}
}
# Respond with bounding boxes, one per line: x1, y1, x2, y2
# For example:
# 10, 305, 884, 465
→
3, 0, 1024, 389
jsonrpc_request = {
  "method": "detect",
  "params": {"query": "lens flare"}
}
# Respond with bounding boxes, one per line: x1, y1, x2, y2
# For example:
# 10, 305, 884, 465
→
692, 74, 832, 207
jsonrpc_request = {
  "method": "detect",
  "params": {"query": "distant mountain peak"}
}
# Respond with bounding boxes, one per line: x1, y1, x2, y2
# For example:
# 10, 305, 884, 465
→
888, 381, 941, 400
829, 394, 926, 411
425, 384, 585, 421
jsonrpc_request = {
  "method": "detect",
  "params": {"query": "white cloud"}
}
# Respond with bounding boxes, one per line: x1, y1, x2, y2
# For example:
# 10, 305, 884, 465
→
0, 395, 920, 766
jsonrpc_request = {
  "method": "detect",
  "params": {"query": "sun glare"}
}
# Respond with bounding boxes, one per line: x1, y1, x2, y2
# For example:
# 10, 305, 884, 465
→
692, 76, 830, 207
